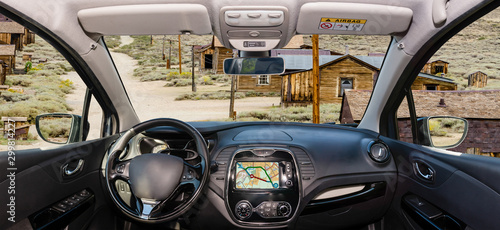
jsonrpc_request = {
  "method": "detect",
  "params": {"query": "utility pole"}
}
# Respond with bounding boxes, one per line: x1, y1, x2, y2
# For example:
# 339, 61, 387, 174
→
162, 36, 166, 60
312, 34, 320, 124
191, 45, 196, 92
167, 39, 172, 69
229, 75, 236, 119
178, 35, 182, 73
229, 50, 237, 119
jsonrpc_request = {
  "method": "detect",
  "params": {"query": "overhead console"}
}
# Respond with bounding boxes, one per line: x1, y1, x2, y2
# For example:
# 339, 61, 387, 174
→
219, 6, 290, 51
225, 147, 300, 226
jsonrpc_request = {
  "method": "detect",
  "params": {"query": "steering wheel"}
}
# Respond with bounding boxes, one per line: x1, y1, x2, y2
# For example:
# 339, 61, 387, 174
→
105, 118, 209, 223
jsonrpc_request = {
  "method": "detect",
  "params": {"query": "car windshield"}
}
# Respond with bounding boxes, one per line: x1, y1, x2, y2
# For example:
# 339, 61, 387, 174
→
108, 34, 391, 123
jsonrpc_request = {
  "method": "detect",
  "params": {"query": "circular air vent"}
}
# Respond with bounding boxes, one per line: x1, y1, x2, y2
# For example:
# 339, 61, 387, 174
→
367, 141, 390, 163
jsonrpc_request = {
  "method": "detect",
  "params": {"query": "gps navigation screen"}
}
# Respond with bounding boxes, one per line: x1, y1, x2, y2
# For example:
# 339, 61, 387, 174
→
235, 162, 280, 189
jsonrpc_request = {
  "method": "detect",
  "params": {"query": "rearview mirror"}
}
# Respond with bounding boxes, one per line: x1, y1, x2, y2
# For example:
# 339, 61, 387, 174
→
417, 116, 468, 149
223, 57, 285, 75
35, 113, 86, 144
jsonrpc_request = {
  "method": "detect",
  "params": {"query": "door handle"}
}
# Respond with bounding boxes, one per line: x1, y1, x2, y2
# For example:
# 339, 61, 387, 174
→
63, 159, 84, 176
414, 162, 434, 181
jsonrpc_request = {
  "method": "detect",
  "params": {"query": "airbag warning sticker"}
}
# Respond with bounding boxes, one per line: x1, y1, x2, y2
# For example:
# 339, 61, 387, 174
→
318, 18, 366, 31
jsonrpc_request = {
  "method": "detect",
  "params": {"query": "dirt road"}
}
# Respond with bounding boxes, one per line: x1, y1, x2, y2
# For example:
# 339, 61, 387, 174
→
110, 46, 280, 122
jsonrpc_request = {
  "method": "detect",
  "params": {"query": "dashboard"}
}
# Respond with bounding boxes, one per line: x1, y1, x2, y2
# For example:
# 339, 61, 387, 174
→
114, 122, 397, 229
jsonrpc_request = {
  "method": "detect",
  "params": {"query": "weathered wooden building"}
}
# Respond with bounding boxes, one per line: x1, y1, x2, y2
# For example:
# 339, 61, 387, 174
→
421, 60, 449, 75
236, 35, 309, 92
340, 90, 500, 156
282, 55, 378, 105
468, 71, 488, 88
0, 60, 7, 85
0, 21, 25, 51
23, 28, 35, 45
0, 45, 16, 80
0, 14, 35, 49
197, 36, 234, 74
281, 55, 457, 106
411, 72, 457, 91
1, 117, 30, 140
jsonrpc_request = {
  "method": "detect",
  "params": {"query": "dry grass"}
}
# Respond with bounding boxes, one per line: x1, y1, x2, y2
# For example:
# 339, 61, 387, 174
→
17, 36, 68, 67
237, 104, 341, 123
104, 35, 121, 48
112, 35, 212, 70
2, 35, 75, 125
175, 91, 279, 101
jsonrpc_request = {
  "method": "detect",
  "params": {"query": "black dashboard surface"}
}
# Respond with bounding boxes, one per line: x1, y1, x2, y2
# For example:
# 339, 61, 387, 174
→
143, 122, 397, 229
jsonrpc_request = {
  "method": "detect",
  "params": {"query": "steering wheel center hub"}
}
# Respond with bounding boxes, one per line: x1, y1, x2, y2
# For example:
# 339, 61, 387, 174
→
129, 154, 184, 200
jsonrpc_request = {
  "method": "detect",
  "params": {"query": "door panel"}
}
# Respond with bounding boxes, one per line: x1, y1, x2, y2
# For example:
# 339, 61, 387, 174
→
382, 137, 500, 230
0, 135, 118, 229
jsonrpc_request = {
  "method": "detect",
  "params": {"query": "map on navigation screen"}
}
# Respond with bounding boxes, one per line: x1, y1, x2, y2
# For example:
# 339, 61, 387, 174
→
235, 162, 280, 189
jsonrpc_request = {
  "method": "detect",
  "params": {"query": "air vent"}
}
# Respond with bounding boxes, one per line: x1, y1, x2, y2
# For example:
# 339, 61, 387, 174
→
290, 147, 315, 182
367, 141, 390, 163
211, 147, 237, 192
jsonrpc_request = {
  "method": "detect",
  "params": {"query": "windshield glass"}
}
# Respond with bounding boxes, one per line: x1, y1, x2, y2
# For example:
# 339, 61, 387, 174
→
109, 35, 390, 123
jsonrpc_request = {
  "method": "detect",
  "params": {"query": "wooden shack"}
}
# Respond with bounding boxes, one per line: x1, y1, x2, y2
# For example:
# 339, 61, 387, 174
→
1, 117, 30, 140
198, 36, 234, 74
23, 28, 35, 45
236, 75, 283, 92
340, 90, 500, 156
0, 60, 7, 85
281, 55, 457, 106
421, 60, 449, 75
468, 71, 488, 88
0, 45, 16, 79
0, 21, 25, 51
236, 35, 308, 92
281, 55, 378, 105
411, 73, 457, 91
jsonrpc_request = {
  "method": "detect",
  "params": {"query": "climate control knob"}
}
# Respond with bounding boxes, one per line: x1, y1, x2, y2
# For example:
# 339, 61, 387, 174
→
235, 200, 253, 220
276, 202, 291, 217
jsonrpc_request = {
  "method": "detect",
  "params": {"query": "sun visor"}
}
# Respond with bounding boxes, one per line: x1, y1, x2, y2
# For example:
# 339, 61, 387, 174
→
296, 3, 413, 35
78, 4, 212, 36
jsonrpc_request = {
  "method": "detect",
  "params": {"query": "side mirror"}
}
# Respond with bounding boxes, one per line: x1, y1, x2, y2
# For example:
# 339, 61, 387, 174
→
417, 116, 468, 149
223, 57, 285, 75
36, 113, 87, 144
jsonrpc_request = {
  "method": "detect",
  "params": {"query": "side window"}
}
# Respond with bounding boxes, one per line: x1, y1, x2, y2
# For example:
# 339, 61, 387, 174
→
399, 7, 499, 157
0, 24, 103, 151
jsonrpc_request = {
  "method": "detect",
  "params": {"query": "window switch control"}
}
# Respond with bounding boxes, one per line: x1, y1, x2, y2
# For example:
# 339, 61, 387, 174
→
404, 195, 442, 219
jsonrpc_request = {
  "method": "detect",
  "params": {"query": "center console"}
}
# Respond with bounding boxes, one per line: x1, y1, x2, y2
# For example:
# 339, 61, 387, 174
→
225, 148, 300, 226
